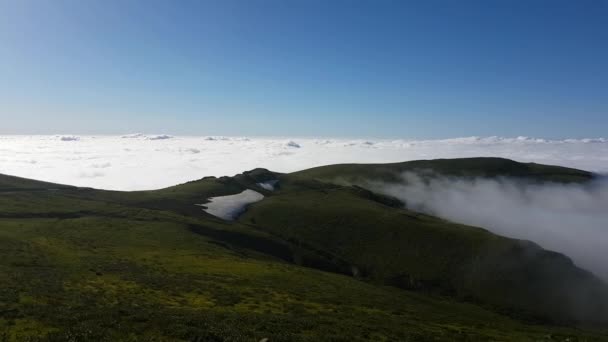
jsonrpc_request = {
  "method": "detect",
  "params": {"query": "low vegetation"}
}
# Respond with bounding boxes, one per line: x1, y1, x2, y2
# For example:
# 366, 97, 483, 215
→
0, 158, 606, 341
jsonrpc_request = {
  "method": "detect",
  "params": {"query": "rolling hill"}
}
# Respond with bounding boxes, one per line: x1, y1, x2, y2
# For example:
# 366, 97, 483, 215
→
0, 158, 606, 341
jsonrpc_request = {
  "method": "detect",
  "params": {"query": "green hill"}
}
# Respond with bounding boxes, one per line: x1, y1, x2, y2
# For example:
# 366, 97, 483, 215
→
0, 158, 606, 341
288, 157, 594, 185
240, 182, 608, 324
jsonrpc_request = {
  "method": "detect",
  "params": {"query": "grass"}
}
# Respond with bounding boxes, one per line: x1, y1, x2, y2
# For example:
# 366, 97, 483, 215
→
3, 214, 586, 341
240, 184, 608, 324
288, 157, 594, 185
0, 158, 606, 341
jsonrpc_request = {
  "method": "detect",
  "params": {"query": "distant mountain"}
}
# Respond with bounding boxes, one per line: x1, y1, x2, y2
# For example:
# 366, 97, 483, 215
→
0, 158, 606, 341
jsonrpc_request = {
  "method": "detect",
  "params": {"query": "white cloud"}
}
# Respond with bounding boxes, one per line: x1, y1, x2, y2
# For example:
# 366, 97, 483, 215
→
0, 135, 607, 191
90, 162, 112, 169
374, 174, 608, 281
257, 180, 279, 191
181, 148, 201, 154
121, 133, 145, 139
146, 134, 173, 140
58, 135, 80, 141
78, 171, 105, 178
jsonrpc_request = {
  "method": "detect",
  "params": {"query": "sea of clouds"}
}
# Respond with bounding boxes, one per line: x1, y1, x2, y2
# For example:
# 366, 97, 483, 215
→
1, 134, 607, 190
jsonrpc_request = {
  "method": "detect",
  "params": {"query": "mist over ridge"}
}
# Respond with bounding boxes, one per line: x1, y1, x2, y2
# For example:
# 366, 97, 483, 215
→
373, 172, 608, 281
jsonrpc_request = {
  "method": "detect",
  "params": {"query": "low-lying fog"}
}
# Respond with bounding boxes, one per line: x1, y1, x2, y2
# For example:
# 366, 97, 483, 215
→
374, 173, 608, 281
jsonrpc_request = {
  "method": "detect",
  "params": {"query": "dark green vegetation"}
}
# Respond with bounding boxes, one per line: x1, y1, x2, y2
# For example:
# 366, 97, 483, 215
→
0, 158, 606, 341
288, 157, 594, 184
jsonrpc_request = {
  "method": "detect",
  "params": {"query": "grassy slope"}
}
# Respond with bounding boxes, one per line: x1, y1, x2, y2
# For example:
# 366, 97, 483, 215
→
4, 191, 601, 341
255, 159, 607, 324
288, 157, 594, 184
240, 184, 608, 324
0, 159, 607, 340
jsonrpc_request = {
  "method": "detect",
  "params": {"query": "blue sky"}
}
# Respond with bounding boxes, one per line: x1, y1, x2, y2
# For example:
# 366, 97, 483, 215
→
0, 0, 606, 138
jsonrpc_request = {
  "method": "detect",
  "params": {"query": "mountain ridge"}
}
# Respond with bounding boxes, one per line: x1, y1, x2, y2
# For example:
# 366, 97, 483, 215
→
0, 157, 606, 340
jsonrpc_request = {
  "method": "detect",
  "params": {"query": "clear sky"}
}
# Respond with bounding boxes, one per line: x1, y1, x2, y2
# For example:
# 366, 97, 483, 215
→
0, 0, 606, 138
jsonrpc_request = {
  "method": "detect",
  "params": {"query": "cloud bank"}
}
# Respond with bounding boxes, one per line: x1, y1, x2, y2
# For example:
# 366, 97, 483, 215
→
0, 135, 607, 191
375, 173, 608, 281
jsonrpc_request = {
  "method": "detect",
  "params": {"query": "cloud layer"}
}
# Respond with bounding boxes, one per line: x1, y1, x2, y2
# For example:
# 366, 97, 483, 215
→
0, 135, 607, 191
375, 174, 608, 281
